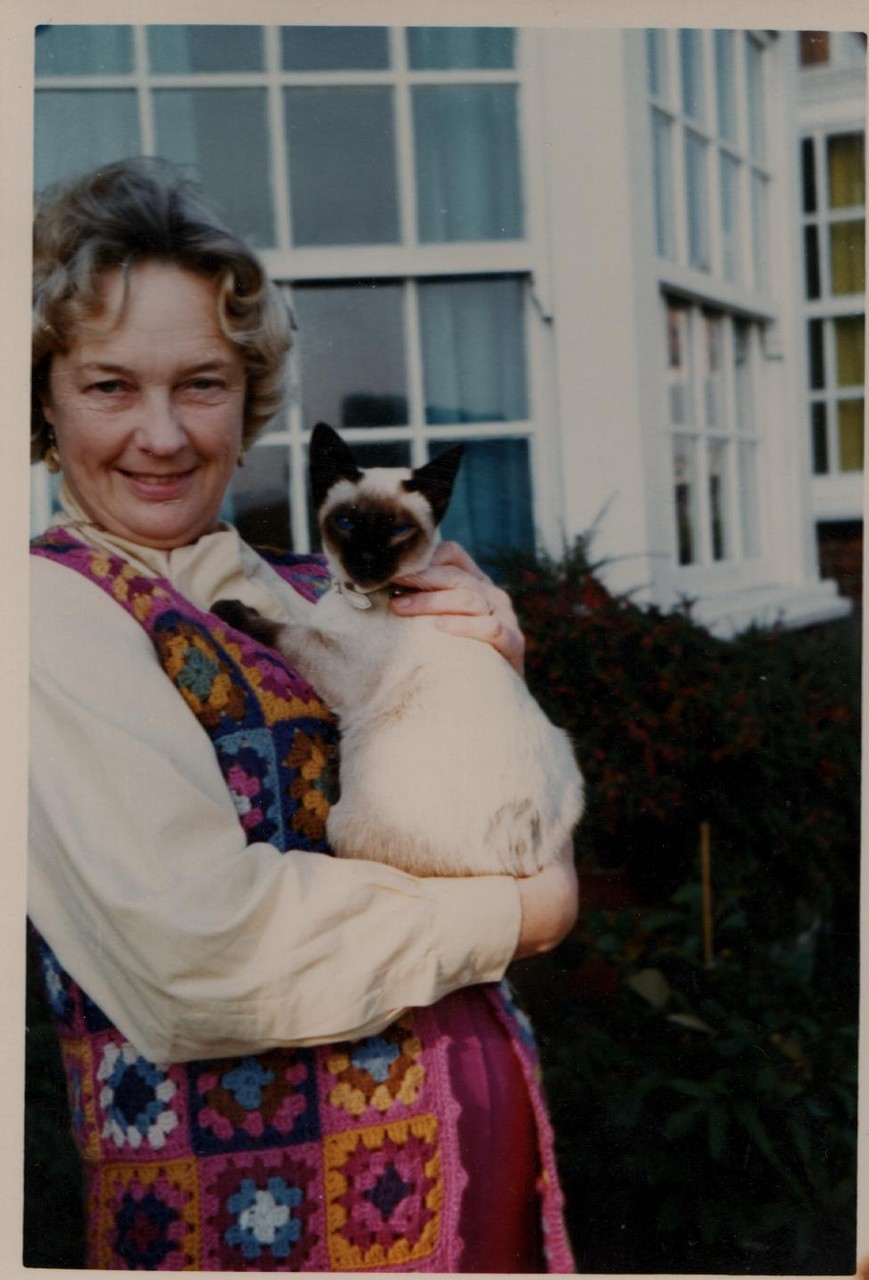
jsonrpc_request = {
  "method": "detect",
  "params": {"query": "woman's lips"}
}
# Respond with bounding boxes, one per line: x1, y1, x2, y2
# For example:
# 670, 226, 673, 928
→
119, 468, 196, 501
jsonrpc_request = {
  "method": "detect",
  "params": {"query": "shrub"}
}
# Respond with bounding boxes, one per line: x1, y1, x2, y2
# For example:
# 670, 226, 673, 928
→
501, 538, 860, 1273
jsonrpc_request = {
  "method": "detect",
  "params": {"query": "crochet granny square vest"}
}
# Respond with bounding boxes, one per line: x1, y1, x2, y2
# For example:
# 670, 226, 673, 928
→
30, 528, 574, 1272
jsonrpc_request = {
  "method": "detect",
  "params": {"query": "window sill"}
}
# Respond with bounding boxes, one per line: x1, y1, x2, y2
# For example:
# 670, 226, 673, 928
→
689, 579, 852, 638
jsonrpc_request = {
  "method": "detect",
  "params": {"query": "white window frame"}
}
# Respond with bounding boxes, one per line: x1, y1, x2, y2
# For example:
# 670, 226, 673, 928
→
645, 28, 781, 599
32, 24, 561, 556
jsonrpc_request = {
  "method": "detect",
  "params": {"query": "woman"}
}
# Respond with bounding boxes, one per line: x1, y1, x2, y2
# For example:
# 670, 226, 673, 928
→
29, 157, 578, 1272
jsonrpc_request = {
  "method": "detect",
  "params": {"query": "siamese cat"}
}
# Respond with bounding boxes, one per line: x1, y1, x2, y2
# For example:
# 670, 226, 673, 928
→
215, 422, 583, 878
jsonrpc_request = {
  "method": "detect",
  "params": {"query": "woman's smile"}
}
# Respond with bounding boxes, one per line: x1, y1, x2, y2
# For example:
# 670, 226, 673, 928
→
41, 260, 247, 549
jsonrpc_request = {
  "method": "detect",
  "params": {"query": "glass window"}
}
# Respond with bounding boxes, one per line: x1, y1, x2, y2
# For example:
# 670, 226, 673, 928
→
429, 439, 534, 558
283, 88, 399, 246
646, 29, 668, 98
811, 403, 829, 473
829, 219, 866, 295
223, 446, 292, 550
407, 27, 514, 70
35, 24, 133, 75
280, 26, 390, 71
413, 86, 522, 243
34, 91, 139, 191
418, 276, 528, 425
153, 89, 275, 247
714, 31, 736, 143
751, 172, 768, 292
679, 29, 705, 122
667, 303, 692, 425
702, 312, 725, 428
708, 439, 729, 560
685, 131, 710, 271
652, 111, 675, 258
673, 436, 698, 565
827, 133, 865, 209
148, 25, 264, 73
745, 36, 765, 162
719, 152, 741, 281
801, 138, 817, 214
837, 400, 864, 470
835, 316, 865, 386
292, 282, 408, 431
733, 322, 752, 429
808, 318, 825, 390
738, 442, 760, 556
804, 224, 821, 299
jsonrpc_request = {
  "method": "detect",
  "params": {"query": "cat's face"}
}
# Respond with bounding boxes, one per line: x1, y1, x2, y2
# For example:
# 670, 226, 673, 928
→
310, 423, 463, 591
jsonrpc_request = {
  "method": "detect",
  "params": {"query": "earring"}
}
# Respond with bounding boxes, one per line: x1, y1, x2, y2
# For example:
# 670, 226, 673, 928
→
43, 431, 62, 474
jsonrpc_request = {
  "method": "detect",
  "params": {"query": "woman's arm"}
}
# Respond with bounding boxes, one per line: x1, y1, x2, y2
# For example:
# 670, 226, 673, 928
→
30, 556, 524, 1063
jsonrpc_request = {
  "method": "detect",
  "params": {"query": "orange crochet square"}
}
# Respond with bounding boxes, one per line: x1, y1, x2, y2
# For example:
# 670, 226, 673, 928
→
324, 1114, 443, 1270
91, 1157, 201, 1270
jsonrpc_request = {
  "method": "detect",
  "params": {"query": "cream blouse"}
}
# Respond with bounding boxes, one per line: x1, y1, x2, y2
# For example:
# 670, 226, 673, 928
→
28, 486, 522, 1064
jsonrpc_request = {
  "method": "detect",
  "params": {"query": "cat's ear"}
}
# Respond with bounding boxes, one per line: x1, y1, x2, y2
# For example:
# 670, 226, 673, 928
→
309, 423, 363, 510
404, 445, 464, 525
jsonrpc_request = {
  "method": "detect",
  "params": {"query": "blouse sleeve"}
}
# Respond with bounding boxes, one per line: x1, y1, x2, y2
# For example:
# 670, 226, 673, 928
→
29, 555, 522, 1064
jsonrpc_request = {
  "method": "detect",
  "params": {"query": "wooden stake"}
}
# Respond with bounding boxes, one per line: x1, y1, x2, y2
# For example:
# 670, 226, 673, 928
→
700, 821, 714, 968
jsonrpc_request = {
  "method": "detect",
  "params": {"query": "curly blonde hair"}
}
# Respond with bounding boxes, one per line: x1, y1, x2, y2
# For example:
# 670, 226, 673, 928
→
32, 157, 293, 463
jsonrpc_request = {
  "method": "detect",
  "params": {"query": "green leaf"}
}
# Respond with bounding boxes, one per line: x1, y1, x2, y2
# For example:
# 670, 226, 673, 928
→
626, 967, 671, 1009
664, 1101, 703, 1139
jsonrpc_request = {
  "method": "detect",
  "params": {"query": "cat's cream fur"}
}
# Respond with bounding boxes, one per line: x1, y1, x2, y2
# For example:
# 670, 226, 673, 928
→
232, 431, 584, 877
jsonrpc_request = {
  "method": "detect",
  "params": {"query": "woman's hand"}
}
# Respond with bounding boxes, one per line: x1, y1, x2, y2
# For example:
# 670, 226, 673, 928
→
390, 540, 526, 676
513, 839, 579, 960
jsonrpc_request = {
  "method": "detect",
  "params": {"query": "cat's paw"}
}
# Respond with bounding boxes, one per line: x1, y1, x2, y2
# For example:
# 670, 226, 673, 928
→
212, 598, 284, 648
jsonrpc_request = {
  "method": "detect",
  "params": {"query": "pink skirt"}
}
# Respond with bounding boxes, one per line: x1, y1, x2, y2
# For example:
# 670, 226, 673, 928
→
434, 989, 546, 1272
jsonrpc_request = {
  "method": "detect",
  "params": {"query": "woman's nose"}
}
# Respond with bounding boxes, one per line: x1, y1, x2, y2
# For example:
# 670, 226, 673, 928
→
135, 389, 187, 455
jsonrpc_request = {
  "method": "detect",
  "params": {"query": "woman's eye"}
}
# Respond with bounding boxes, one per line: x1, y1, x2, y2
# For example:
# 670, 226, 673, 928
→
91, 380, 125, 395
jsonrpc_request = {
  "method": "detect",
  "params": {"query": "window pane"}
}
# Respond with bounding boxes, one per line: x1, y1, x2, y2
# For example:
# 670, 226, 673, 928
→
685, 131, 710, 271
35, 24, 133, 76
708, 439, 729, 560
829, 219, 866, 294
34, 91, 139, 191
280, 26, 389, 71
429, 439, 533, 559
714, 31, 736, 143
418, 276, 528, 425
738, 442, 760, 556
154, 89, 275, 247
835, 316, 865, 386
413, 86, 522, 243
733, 321, 753, 429
751, 171, 768, 291
801, 137, 817, 214
292, 282, 408, 430
808, 319, 825, 390
673, 435, 698, 565
284, 88, 399, 246
827, 133, 865, 209
811, 402, 829, 473
223, 446, 292, 551
408, 28, 514, 70
652, 110, 675, 258
667, 303, 692, 425
679, 29, 705, 122
837, 399, 864, 470
719, 152, 741, 281
646, 29, 668, 97
148, 26, 264, 73
745, 36, 765, 162
702, 312, 725, 428
804, 224, 821, 299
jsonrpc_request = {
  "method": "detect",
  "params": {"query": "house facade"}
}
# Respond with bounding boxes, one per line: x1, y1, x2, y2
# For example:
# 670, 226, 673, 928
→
31, 24, 863, 635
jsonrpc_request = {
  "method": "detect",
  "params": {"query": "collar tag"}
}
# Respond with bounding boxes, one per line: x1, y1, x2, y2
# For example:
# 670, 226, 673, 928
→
332, 580, 374, 610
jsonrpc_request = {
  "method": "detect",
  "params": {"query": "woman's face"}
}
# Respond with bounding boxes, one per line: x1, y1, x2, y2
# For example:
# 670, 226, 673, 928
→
41, 259, 247, 550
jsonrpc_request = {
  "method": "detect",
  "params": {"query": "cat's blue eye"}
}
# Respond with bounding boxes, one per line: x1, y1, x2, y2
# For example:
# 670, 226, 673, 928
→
333, 514, 356, 533
390, 523, 416, 543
